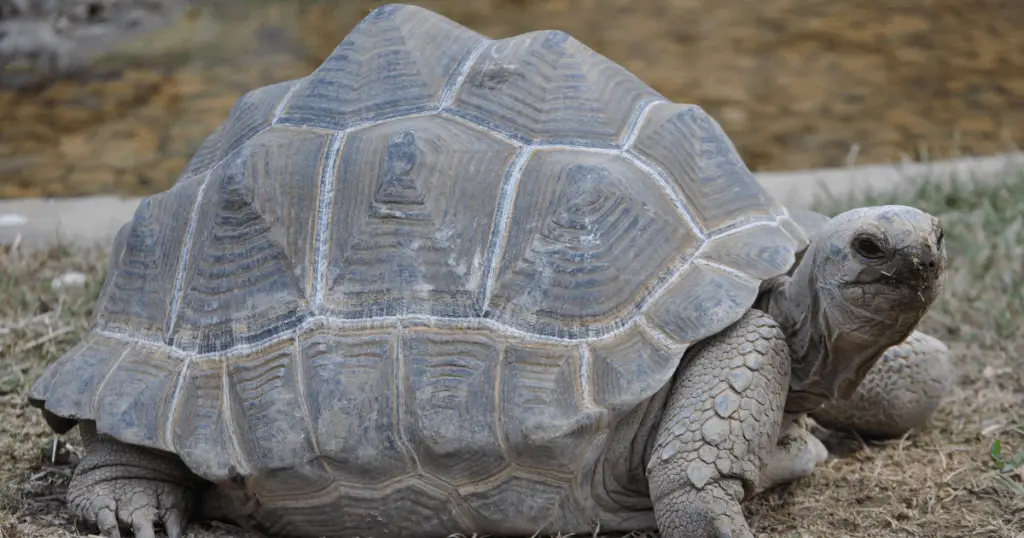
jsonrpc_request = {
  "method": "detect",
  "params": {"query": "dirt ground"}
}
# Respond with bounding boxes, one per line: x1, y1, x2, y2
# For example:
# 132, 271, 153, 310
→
1, 0, 1022, 198
1, 175, 1022, 537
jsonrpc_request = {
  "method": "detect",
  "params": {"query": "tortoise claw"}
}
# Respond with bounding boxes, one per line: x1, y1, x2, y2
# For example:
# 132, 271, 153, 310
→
68, 434, 194, 538
95, 507, 121, 538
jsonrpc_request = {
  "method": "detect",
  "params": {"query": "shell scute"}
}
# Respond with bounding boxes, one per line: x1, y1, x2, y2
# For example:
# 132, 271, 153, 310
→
92, 175, 205, 341
300, 327, 416, 484
644, 262, 761, 346
700, 224, 800, 280
459, 471, 587, 535
28, 333, 126, 422
226, 339, 317, 475
588, 324, 688, 413
487, 148, 700, 339
322, 115, 516, 319
93, 344, 180, 453
277, 4, 486, 131
168, 127, 333, 353
500, 342, 602, 471
401, 328, 508, 486
449, 29, 663, 147
171, 358, 246, 480
631, 102, 783, 234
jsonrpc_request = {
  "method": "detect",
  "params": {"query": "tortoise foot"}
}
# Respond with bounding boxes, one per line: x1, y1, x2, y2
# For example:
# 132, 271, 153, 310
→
756, 413, 829, 492
69, 425, 196, 538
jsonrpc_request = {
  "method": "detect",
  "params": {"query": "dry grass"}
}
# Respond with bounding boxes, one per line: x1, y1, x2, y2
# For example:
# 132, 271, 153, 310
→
1, 173, 1022, 538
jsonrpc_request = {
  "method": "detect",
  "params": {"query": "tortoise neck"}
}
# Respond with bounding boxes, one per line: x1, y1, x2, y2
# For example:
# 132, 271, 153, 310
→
761, 256, 829, 413
762, 244, 912, 414
764, 273, 817, 351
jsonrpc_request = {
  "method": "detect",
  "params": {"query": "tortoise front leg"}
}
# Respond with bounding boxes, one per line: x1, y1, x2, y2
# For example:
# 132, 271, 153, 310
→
69, 421, 197, 538
647, 310, 790, 538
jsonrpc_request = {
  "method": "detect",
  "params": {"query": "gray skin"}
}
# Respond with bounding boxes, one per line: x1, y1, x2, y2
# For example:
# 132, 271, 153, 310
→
0, 0, 189, 88
59, 205, 947, 538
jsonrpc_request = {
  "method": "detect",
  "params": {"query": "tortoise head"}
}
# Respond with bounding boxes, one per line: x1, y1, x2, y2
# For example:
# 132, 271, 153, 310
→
780, 205, 946, 413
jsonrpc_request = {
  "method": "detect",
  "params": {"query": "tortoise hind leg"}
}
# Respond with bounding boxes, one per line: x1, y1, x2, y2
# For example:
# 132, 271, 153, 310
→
810, 331, 953, 439
646, 310, 791, 538
69, 421, 198, 538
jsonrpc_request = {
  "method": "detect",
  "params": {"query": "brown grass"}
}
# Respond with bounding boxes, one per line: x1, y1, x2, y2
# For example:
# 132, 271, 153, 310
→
1, 173, 1022, 537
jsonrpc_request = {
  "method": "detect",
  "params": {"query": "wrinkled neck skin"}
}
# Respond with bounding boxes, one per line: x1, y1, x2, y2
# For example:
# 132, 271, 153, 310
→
761, 241, 930, 415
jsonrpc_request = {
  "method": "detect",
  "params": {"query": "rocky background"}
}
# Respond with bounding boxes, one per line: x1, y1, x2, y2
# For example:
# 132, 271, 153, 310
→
0, 0, 1021, 199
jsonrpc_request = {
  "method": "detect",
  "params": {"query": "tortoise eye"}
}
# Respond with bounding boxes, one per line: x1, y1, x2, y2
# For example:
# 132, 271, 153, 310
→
853, 235, 885, 259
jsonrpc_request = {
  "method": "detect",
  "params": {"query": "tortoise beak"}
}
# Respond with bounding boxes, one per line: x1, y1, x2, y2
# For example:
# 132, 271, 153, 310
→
892, 234, 945, 296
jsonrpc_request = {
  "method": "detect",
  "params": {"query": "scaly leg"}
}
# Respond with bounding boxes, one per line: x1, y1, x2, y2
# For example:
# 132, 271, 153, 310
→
811, 331, 953, 439
647, 310, 790, 538
69, 421, 197, 538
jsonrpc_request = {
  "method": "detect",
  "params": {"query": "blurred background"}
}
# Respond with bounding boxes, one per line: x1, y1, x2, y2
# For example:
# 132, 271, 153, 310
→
0, 0, 1021, 199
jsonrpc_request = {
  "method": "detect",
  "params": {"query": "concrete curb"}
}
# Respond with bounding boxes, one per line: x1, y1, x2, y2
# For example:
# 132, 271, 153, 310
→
1, 152, 1022, 253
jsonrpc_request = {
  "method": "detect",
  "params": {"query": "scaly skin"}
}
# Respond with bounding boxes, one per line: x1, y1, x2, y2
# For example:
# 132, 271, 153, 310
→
69, 421, 197, 538
647, 310, 790, 538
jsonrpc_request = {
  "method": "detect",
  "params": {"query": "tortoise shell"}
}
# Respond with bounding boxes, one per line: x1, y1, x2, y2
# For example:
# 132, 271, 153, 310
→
30, 4, 808, 535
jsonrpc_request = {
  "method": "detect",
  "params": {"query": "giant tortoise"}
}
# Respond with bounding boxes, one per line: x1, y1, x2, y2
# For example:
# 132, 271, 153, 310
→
28, 4, 952, 537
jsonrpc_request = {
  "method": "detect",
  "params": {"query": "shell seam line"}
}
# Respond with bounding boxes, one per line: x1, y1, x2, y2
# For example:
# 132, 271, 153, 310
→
310, 132, 346, 310
220, 354, 255, 476
621, 98, 666, 150
480, 146, 534, 314
162, 356, 192, 451
88, 346, 133, 421
164, 171, 212, 343
439, 40, 491, 110
291, 333, 324, 467
272, 81, 302, 124
577, 343, 596, 410
393, 323, 423, 473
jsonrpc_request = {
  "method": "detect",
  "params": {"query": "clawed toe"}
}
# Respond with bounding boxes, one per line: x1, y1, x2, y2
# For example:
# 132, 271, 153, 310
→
162, 508, 184, 538
70, 480, 188, 538
67, 431, 195, 538
756, 415, 829, 492
94, 506, 121, 538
